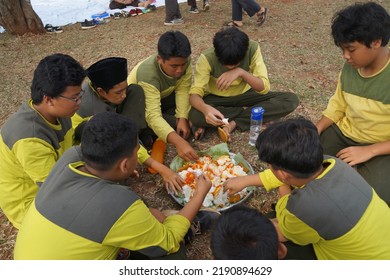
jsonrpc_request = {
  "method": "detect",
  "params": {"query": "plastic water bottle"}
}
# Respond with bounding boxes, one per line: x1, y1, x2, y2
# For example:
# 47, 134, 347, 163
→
248, 107, 265, 146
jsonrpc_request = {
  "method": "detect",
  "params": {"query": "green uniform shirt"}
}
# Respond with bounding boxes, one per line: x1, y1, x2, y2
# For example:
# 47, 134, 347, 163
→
190, 40, 270, 98
0, 100, 74, 229
127, 55, 192, 142
323, 48, 390, 144
261, 157, 390, 259
14, 147, 190, 259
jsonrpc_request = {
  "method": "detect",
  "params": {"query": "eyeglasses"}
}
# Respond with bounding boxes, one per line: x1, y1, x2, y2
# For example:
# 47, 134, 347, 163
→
58, 90, 84, 103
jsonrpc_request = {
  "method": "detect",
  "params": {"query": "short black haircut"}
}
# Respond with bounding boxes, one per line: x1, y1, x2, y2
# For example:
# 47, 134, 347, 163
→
256, 117, 323, 179
332, 2, 390, 47
31, 53, 86, 104
81, 112, 138, 171
211, 205, 278, 260
213, 27, 249, 65
157, 31, 191, 61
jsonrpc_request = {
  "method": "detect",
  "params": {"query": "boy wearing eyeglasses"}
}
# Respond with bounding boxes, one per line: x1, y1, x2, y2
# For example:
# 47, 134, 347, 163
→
0, 53, 86, 229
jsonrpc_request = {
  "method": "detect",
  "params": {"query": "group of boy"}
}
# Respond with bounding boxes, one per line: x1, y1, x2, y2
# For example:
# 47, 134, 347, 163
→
1, 1, 390, 260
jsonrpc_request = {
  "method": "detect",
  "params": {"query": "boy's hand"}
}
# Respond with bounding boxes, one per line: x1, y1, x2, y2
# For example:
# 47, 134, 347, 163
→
176, 141, 199, 162
204, 105, 225, 127
193, 173, 212, 197
223, 177, 247, 195
336, 145, 375, 166
161, 168, 184, 195
216, 68, 243, 91
176, 118, 191, 139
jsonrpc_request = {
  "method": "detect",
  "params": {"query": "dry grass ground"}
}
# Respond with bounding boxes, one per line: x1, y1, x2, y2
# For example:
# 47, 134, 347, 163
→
0, 0, 388, 260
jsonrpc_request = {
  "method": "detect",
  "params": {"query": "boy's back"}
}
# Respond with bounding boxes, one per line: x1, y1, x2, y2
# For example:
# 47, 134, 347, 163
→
14, 146, 189, 259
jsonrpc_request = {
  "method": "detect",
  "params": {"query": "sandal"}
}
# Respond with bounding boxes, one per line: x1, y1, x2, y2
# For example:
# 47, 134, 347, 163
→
191, 125, 206, 141
217, 127, 229, 143
223, 21, 243, 28
256, 7, 268, 26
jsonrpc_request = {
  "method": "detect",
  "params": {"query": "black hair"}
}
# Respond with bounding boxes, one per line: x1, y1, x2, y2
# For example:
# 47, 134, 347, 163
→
81, 112, 138, 171
157, 31, 191, 61
31, 53, 86, 104
213, 27, 249, 65
331, 2, 390, 47
256, 117, 323, 179
211, 205, 278, 260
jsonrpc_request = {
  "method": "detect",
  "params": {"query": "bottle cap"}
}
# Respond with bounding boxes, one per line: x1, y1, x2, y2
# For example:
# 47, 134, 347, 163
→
251, 107, 265, 120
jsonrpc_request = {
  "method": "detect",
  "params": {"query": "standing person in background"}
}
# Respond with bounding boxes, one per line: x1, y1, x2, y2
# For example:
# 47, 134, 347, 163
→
187, 0, 210, 14
128, 31, 198, 162
164, 0, 184, 25
0, 54, 86, 229
316, 2, 390, 206
225, 0, 267, 27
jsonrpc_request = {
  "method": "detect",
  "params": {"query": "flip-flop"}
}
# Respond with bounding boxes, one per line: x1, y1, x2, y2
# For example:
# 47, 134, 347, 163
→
191, 126, 206, 141
256, 7, 268, 26
223, 21, 243, 28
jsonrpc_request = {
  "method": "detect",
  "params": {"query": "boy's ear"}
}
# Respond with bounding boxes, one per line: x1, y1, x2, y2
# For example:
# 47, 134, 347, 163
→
42, 95, 56, 107
371, 38, 382, 49
278, 243, 288, 260
96, 87, 107, 97
156, 55, 164, 65
118, 157, 130, 175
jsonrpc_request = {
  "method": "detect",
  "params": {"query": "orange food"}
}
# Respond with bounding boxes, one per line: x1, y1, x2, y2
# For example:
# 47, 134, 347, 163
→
147, 139, 166, 174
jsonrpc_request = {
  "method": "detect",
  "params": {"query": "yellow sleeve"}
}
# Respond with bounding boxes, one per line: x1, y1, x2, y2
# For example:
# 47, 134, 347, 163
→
249, 45, 270, 94
322, 73, 346, 123
190, 54, 212, 97
142, 82, 175, 142
137, 145, 150, 164
104, 200, 190, 255
174, 62, 192, 119
13, 139, 59, 184
259, 169, 284, 191
71, 113, 90, 131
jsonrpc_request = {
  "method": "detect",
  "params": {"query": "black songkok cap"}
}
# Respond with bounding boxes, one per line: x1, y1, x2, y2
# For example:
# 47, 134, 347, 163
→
87, 57, 128, 89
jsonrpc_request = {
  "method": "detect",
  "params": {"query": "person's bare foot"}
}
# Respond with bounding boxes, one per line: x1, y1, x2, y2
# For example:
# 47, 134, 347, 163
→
193, 127, 205, 140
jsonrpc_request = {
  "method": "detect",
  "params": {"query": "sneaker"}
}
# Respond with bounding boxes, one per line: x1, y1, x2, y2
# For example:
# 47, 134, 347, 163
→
203, 0, 210, 12
135, 8, 144, 16
189, 7, 199, 14
164, 18, 184, 26
146, 4, 157, 11
44, 24, 63, 34
129, 9, 137, 17
81, 20, 96, 30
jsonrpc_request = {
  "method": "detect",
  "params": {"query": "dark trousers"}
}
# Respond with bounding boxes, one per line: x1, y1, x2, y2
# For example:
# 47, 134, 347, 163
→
187, 0, 196, 8
188, 90, 299, 131
320, 124, 390, 206
232, 0, 260, 20
126, 242, 187, 260
165, 0, 182, 22
120, 86, 177, 140
119, 84, 148, 130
